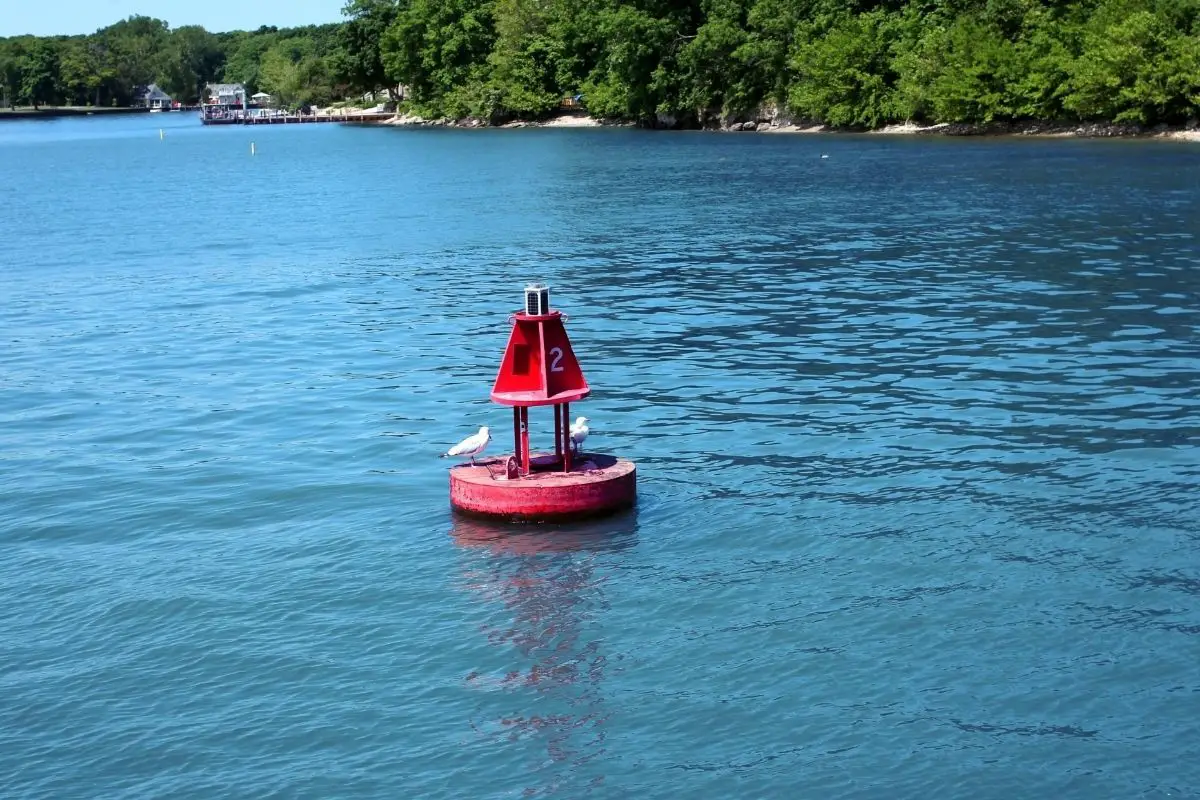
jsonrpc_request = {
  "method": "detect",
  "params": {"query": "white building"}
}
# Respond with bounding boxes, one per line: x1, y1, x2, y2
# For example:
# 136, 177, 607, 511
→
204, 83, 247, 107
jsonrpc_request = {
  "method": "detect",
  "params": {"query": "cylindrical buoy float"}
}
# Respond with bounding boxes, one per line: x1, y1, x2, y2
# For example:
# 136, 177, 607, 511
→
448, 284, 637, 522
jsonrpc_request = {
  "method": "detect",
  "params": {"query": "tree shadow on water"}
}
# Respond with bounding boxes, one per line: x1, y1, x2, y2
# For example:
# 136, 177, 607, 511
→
450, 511, 638, 797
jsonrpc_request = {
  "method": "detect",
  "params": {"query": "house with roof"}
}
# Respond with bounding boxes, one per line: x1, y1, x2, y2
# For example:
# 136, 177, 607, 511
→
136, 84, 174, 110
204, 83, 247, 108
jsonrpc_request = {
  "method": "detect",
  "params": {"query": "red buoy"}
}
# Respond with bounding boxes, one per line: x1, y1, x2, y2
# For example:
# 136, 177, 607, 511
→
448, 284, 637, 522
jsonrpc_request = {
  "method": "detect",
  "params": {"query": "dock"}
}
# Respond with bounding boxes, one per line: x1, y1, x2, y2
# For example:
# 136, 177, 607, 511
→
199, 83, 393, 126
202, 112, 393, 126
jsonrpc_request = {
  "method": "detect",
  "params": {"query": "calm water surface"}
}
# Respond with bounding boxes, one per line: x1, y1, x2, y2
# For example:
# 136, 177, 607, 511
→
2, 114, 1199, 799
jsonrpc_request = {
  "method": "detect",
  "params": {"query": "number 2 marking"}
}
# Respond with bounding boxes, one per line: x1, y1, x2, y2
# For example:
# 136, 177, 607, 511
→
549, 347, 564, 373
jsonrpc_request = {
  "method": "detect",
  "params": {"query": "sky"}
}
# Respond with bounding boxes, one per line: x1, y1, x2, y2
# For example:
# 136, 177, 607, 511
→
1, 0, 348, 37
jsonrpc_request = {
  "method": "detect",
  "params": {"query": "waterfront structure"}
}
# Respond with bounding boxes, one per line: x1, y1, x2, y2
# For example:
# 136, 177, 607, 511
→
136, 84, 173, 110
200, 83, 247, 124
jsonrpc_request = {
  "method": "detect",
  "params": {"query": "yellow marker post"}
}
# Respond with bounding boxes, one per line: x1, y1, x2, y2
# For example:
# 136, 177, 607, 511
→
159, 129, 164, 140
251, 142, 256, 156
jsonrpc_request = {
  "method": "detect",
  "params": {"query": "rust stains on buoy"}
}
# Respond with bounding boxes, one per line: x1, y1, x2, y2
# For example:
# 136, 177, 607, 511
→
447, 284, 637, 522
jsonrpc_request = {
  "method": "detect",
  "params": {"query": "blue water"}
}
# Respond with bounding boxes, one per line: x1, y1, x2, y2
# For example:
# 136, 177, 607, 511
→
2, 113, 1199, 799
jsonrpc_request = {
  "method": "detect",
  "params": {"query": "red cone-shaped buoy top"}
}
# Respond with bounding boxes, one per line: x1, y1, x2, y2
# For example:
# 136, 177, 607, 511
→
491, 290, 589, 407
449, 283, 636, 523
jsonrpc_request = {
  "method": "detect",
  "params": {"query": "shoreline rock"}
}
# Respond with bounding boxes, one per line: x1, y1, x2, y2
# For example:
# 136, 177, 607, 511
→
380, 110, 626, 129
715, 113, 1200, 140
372, 109, 1199, 140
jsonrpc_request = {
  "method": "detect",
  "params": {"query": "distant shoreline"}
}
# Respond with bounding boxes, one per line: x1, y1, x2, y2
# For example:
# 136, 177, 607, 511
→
375, 111, 1200, 141
5, 106, 1196, 141
0, 107, 155, 121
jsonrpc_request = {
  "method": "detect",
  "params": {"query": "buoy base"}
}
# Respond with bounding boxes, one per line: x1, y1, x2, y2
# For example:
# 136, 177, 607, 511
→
449, 452, 636, 523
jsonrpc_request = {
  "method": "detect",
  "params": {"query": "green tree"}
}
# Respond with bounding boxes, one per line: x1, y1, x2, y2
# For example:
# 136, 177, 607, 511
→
1006, 10, 1073, 120
94, 16, 171, 104
162, 26, 223, 103
0, 40, 26, 108
57, 39, 112, 106
679, 10, 752, 115
333, 0, 402, 99
890, 6, 945, 120
381, 0, 498, 114
579, 4, 676, 121
927, 16, 1016, 122
481, 0, 561, 118
741, 0, 806, 107
260, 37, 333, 107
788, 11, 900, 127
20, 40, 61, 108
1064, 0, 1198, 123
221, 32, 276, 91
1, 0, 1197, 127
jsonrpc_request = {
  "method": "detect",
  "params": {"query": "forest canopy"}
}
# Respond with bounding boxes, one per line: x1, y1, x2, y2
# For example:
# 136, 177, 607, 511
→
2, 0, 1198, 127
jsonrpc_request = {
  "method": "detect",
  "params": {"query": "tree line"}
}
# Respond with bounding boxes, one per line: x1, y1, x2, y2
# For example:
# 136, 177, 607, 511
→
3, 0, 1198, 127
0, 15, 353, 110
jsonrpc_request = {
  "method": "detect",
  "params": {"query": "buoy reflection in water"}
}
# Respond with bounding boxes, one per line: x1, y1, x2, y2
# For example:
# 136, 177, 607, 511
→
452, 515, 637, 796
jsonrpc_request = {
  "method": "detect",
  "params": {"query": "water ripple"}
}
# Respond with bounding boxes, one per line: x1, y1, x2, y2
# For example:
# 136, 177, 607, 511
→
1, 119, 1198, 798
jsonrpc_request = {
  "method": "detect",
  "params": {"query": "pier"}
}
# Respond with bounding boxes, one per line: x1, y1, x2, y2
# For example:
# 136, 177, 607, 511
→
202, 112, 393, 126
199, 82, 392, 126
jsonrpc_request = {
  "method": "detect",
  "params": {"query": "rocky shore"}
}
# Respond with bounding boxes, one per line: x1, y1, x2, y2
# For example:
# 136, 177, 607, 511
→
695, 108, 1200, 140
765, 119, 1200, 141
372, 108, 1200, 141
379, 110, 616, 129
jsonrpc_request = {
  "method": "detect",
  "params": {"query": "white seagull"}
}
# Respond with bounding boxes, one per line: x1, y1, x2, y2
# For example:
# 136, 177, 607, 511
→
441, 426, 491, 465
569, 416, 590, 454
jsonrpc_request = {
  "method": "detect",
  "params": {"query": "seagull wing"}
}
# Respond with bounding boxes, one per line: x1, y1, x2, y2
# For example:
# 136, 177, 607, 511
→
446, 431, 485, 456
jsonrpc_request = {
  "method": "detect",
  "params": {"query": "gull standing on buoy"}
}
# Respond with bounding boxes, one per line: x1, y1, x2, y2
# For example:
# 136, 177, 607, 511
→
442, 426, 491, 465
569, 416, 589, 454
